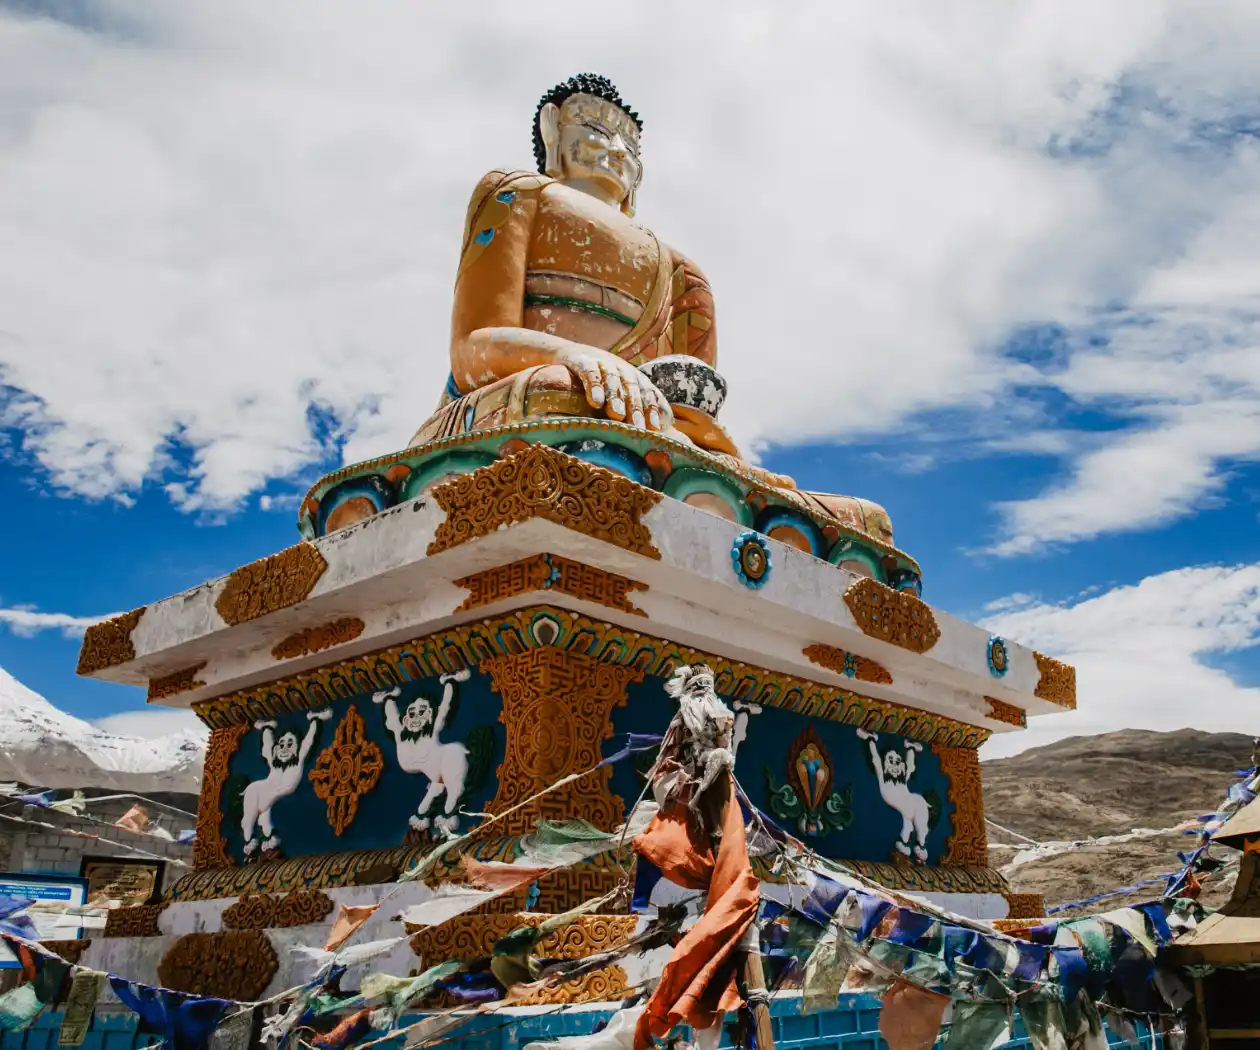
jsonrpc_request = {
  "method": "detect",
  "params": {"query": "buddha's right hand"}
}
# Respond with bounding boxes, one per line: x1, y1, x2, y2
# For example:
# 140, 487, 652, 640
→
556, 345, 672, 433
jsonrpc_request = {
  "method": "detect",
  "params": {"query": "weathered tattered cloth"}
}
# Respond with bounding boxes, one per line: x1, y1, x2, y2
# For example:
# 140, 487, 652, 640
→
632, 776, 759, 1049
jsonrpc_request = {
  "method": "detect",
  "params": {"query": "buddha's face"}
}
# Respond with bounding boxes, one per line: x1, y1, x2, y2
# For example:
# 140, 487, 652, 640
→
541, 93, 642, 214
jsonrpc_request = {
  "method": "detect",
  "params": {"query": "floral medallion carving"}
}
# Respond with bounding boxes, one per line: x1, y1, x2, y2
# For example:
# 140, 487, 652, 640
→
454, 553, 647, 616
271, 618, 366, 661
103, 903, 167, 938
308, 706, 384, 835
147, 663, 206, 702
158, 930, 278, 1001
427, 444, 662, 559
482, 647, 639, 835
843, 578, 940, 654
215, 542, 328, 626
221, 890, 334, 930
77, 607, 146, 675
984, 697, 1027, 729
193, 723, 250, 869
1033, 651, 1076, 709
932, 744, 988, 867
801, 643, 892, 685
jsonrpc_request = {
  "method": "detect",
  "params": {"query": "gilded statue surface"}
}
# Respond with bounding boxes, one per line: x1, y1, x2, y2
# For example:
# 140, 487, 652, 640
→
407, 73, 898, 543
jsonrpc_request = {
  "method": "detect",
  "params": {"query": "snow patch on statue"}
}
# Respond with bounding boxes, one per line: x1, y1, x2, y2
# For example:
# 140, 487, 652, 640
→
373, 669, 494, 836
241, 708, 332, 860
857, 728, 940, 863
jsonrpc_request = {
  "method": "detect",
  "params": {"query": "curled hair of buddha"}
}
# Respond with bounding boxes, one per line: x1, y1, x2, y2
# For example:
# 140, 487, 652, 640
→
532, 72, 643, 173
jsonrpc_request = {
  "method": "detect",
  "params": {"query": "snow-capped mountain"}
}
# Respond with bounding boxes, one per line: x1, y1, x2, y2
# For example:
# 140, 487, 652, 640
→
0, 664, 206, 792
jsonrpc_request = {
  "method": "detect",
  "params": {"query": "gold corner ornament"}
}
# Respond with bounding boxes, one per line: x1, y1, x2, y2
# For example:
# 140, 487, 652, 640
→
271, 617, 365, 661
801, 643, 893, 685
983, 696, 1027, 729
77, 607, 146, 675
1033, 651, 1077, 709
308, 705, 385, 835
427, 444, 662, 560
842, 578, 940, 654
215, 542, 328, 627
147, 663, 207, 703
453, 553, 647, 616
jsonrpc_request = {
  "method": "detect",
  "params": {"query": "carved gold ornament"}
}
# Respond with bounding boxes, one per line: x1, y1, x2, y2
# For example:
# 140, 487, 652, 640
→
221, 890, 334, 930
215, 542, 328, 626
77, 607, 146, 675
843, 578, 940, 654
932, 744, 988, 867
1033, 651, 1077, 709
194, 723, 251, 870
413, 912, 636, 1005
984, 697, 1027, 729
453, 553, 647, 615
194, 605, 989, 749
103, 903, 167, 938
1003, 892, 1046, 920
427, 444, 662, 559
271, 617, 366, 661
308, 706, 385, 835
147, 663, 206, 702
802, 643, 893, 685
158, 930, 278, 1002
482, 647, 638, 835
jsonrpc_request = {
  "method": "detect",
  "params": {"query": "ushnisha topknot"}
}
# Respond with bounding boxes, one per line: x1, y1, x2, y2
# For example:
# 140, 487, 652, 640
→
532, 72, 643, 174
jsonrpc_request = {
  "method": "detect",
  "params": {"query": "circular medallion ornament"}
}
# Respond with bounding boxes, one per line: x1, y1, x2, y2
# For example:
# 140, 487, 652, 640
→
731, 532, 772, 589
987, 636, 1009, 678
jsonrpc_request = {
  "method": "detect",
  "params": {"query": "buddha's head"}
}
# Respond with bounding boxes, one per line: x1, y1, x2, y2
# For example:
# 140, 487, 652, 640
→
534, 73, 643, 217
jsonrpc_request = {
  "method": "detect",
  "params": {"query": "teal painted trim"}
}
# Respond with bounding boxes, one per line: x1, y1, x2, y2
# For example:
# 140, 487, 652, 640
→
662, 467, 754, 526
524, 293, 636, 328
397, 452, 497, 501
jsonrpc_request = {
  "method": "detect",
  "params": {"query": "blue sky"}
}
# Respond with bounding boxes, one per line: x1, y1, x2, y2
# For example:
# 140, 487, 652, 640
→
2, 1, 1260, 756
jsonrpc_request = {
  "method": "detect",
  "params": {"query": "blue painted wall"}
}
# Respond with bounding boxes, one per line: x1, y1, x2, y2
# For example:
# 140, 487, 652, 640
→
217, 666, 953, 867
221, 670, 504, 862
610, 677, 955, 866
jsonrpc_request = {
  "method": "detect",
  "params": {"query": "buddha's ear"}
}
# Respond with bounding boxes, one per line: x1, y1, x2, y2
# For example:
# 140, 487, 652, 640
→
539, 102, 563, 177
621, 166, 641, 218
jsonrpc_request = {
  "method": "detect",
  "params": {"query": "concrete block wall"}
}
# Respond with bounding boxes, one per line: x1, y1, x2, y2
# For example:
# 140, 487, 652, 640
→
7, 805, 192, 892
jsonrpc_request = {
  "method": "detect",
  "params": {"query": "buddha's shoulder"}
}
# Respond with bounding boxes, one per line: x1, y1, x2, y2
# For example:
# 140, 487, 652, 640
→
467, 168, 553, 209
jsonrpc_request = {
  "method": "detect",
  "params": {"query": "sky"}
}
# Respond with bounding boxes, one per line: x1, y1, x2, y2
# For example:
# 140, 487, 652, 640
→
2, 0, 1260, 759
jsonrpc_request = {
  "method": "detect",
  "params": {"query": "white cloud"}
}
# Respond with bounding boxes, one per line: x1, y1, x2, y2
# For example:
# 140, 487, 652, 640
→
979, 563, 1260, 758
93, 708, 208, 741
0, 0, 1259, 548
0, 607, 118, 638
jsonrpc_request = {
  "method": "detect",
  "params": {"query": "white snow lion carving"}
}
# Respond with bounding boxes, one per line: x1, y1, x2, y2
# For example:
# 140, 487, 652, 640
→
373, 668, 471, 834
856, 728, 931, 863
241, 707, 332, 858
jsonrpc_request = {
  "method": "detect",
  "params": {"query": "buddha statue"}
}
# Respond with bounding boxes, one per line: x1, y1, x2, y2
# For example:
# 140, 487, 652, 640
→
400, 73, 899, 565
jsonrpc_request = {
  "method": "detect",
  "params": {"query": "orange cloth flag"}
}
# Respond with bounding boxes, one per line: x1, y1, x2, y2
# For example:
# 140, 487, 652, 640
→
460, 856, 552, 893
324, 904, 378, 951
633, 782, 760, 1050
114, 804, 150, 834
878, 978, 950, 1050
